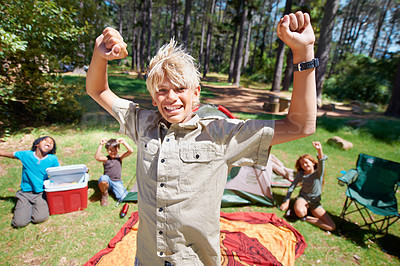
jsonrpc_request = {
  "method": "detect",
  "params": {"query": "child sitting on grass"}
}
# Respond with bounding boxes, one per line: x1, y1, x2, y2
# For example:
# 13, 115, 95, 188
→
280, 141, 336, 232
87, 11, 318, 265
95, 137, 133, 206
0, 136, 59, 228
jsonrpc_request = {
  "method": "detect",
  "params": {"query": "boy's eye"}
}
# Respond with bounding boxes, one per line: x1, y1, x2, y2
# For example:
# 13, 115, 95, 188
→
176, 87, 186, 92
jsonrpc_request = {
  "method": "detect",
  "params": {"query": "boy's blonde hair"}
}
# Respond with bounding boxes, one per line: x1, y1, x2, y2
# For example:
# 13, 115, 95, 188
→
146, 39, 201, 106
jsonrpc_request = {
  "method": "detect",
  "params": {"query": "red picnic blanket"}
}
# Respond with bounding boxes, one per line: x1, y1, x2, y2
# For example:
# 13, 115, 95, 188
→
85, 211, 306, 266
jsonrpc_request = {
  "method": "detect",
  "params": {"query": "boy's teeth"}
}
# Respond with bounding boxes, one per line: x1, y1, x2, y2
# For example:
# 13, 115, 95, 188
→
166, 106, 180, 110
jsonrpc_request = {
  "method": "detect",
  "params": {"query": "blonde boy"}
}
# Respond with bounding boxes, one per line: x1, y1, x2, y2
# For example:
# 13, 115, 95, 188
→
87, 11, 317, 265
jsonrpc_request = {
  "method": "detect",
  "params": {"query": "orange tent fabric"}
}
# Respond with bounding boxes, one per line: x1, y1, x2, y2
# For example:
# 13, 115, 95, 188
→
85, 212, 306, 266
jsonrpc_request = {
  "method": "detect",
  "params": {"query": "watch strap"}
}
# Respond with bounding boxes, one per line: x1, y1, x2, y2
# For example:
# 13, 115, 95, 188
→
293, 58, 319, 72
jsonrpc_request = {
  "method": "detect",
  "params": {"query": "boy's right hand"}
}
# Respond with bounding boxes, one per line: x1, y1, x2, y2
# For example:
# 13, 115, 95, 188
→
100, 138, 108, 145
95, 27, 128, 61
280, 201, 289, 211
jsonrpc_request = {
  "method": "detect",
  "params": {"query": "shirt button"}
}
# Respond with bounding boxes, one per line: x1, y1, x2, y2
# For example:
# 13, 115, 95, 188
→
166, 138, 170, 142
159, 230, 163, 235
159, 251, 164, 256
195, 154, 200, 159
161, 158, 165, 163
159, 207, 163, 212
160, 183, 165, 187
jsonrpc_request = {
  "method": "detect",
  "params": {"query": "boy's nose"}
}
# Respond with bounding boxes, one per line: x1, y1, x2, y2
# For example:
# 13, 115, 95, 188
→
166, 89, 178, 101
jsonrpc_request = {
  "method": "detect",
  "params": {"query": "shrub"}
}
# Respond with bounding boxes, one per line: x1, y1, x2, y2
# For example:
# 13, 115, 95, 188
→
324, 53, 399, 104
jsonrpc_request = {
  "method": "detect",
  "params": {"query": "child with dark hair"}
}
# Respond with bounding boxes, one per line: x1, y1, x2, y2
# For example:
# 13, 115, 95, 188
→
280, 141, 336, 231
95, 137, 134, 206
0, 136, 59, 228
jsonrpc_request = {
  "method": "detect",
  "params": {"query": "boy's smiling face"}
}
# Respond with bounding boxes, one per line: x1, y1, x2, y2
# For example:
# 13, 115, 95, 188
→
106, 147, 119, 159
152, 77, 200, 124
299, 157, 314, 174
36, 137, 54, 155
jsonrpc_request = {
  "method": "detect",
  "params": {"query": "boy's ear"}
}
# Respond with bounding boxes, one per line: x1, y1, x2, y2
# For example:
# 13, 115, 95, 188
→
152, 96, 157, 107
192, 85, 201, 101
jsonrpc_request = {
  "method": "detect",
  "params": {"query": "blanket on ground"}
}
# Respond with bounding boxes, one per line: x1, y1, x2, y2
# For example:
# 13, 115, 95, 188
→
84, 211, 306, 266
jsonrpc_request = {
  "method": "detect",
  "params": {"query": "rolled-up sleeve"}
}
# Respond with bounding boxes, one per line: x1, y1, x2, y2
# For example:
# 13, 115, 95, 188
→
112, 98, 134, 134
222, 119, 275, 167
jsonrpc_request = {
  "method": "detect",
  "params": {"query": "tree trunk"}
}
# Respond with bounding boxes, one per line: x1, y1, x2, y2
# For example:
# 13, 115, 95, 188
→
170, 0, 177, 39
203, 0, 216, 78
271, 40, 285, 92
249, 25, 260, 75
243, 19, 252, 70
315, 0, 340, 106
281, 0, 306, 92
369, 0, 391, 58
227, 27, 238, 83
385, 60, 400, 117
199, 1, 207, 71
232, 0, 248, 86
139, 0, 146, 73
190, 6, 198, 52
145, 0, 152, 65
117, 4, 123, 34
131, 0, 137, 70
218, 33, 229, 73
182, 0, 192, 46
269, 0, 280, 55
258, 25, 267, 65
118, 4, 123, 66
271, 0, 292, 92
136, 0, 143, 74
249, 0, 268, 75
281, 49, 292, 92
328, 6, 348, 77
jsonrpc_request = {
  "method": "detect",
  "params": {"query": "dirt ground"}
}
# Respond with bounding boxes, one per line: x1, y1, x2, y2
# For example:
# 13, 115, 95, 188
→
201, 83, 383, 119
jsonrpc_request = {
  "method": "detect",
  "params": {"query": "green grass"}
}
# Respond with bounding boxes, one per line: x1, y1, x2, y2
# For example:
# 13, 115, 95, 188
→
0, 70, 399, 265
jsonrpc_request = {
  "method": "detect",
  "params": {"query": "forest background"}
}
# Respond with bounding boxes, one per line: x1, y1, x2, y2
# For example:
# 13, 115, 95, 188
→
1, 0, 400, 134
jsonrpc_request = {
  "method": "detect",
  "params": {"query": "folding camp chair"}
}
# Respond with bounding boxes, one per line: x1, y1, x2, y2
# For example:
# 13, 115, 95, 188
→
337, 153, 400, 237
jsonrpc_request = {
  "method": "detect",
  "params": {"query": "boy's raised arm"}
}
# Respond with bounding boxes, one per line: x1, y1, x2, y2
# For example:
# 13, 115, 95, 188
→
271, 12, 317, 146
117, 138, 134, 160
0, 150, 15, 159
94, 138, 109, 162
313, 141, 324, 160
86, 27, 128, 115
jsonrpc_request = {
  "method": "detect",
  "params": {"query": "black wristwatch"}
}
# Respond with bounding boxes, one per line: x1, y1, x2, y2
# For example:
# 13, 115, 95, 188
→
293, 58, 319, 72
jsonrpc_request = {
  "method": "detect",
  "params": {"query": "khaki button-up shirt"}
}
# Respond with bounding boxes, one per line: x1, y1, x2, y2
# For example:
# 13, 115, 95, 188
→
112, 98, 275, 266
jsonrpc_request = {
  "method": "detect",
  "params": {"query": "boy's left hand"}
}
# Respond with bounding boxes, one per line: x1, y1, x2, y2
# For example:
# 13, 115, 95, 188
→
312, 141, 322, 150
276, 11, 315, 54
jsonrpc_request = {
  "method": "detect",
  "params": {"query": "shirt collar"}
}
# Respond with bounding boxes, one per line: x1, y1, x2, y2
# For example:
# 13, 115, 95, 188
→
157, 114, 200, 130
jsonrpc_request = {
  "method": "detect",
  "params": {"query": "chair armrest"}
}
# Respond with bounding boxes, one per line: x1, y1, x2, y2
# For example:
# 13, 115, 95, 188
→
337, 169, 358, 186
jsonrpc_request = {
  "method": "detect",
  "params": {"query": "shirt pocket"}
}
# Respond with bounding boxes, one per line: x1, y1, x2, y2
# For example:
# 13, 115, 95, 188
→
179, 142, 221, 192
139, 139, 160, 165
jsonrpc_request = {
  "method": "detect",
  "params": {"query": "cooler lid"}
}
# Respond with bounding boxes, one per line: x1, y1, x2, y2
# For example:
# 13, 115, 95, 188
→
46, 164, 88, 177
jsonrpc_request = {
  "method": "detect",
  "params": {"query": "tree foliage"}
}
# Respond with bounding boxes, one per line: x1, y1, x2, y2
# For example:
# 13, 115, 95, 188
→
324, 53, 399, 104
0, 0, 110, 134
